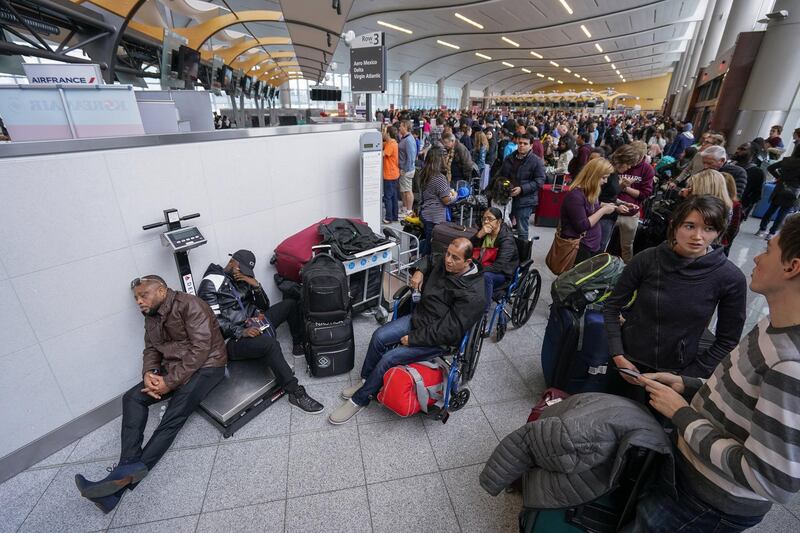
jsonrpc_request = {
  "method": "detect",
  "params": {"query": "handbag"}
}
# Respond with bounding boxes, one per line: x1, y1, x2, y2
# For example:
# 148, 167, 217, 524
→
545, 225, 584, 275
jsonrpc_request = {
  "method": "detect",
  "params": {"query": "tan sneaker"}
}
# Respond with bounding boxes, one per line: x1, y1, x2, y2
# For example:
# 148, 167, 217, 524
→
340, 382, 363, 400
328, 400, 364, 425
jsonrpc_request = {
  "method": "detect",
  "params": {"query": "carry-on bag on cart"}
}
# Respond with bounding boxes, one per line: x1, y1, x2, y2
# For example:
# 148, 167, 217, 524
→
377, 360, 445, 417
431, 222, 478, 254
305, 318, 355, 377
534, 174, 569, 227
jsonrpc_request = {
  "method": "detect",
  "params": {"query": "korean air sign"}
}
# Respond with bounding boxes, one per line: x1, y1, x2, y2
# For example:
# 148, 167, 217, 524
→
23, 63, 104, 85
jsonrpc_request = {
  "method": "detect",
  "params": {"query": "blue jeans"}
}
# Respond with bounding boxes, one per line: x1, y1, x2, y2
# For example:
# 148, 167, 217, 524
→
383, 179, 399, 221
625, 480, 765, 533
513, 205, 534, 241
483, 271, 508, 312
759, 203, 792, 235
420, 218, 436, 256
351, 314, 442, 406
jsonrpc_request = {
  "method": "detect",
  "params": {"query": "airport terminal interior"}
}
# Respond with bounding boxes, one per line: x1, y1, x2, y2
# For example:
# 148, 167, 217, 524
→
1, 1, 800, 532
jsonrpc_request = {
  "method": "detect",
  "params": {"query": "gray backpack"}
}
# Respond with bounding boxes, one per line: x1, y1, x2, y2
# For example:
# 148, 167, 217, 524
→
551, 253, 628, 314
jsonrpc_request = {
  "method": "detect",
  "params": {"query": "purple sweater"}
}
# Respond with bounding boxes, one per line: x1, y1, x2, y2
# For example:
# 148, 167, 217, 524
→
560, 188, 601, 252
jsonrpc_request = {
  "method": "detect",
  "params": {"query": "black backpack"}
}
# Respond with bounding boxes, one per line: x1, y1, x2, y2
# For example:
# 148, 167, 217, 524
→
301, 251, 350, 321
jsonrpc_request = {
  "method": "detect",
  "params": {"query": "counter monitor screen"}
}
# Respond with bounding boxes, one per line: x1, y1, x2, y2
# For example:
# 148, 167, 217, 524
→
176, 45, 200, 81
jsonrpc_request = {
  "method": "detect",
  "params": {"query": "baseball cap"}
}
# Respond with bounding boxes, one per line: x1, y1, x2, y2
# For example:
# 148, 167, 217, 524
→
229, 249, 256, 277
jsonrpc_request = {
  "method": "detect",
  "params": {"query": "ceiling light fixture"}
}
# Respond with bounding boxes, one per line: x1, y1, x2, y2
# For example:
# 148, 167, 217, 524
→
622, 78, 626, 82
595, 43, 603, 52
550, 60, 560, 67
563, 67, 571, 73
611, 63, 616, 69
501, 36, 520, 47
547, 76, 555, 81
377, 20, 413, 34
437, 39, 460, 49
559, 0, 573, 15
502, 61, 515, 67
530, 51, 543, 58
604, 55, 611, 62
581, 77, 587, 81
574, 73, 580, 78
454, 12, 484, 29
557, 80, 564, 84
616, 70, 620, 75
580, 25, 591, 38
475, 52, 492, 60
536, 73, 545, 78
521, 68, 531, 73
588, 81, 594, 85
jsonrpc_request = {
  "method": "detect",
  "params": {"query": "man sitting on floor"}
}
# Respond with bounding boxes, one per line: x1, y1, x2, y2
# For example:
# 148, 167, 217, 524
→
197, 249, 323, 414
75, 276, 227, 513
329, 237, 485, 424
628, 213, 800, 532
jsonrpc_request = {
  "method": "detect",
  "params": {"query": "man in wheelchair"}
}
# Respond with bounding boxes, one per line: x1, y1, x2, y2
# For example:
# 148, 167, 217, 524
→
329, 237, 486, 424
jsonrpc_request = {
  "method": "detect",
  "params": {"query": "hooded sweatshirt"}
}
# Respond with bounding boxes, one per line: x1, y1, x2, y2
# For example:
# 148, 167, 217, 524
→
603, 241, 747, 377
665, 124, 695, 159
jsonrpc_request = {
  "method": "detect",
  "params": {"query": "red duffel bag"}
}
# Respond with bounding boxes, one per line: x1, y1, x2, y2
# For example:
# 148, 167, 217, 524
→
377, 361, 445, 417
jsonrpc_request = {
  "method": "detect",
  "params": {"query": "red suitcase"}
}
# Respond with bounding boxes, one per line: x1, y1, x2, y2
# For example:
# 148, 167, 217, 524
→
534, 177, 570, 228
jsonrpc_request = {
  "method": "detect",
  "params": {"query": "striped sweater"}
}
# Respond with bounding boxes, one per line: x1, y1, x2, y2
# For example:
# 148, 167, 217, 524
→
672, 317, 800, 517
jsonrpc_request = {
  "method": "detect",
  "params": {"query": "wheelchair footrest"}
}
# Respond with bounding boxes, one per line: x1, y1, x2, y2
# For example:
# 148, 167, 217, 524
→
424, 405, 450, 424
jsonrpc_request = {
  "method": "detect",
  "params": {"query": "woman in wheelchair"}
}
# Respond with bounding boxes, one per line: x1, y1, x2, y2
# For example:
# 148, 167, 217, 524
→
471, 207, 520, 311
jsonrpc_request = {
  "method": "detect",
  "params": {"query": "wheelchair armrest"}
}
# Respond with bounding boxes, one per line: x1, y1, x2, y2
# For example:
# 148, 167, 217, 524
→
392, 285, 412, 301
519, 259, 534, 272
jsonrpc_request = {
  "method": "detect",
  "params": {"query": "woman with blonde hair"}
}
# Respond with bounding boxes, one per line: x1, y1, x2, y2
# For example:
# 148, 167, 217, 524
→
681, 169, 732, 212
560, 158, 630, 262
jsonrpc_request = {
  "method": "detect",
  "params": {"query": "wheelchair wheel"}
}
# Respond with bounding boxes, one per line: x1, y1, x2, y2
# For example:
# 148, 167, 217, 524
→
463, 314, 486, 382
495, 315, 507, 342
512, 269, 542, 327
449, 388, 470, 411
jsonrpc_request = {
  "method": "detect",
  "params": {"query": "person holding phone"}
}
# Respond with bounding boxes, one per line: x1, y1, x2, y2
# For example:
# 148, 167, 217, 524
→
621, 214, 800, 533
610, 142, 654, 263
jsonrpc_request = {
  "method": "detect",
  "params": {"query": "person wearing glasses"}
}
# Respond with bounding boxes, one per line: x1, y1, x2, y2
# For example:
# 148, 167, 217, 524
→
471, 207, 519, 310
74, 275, 227, 513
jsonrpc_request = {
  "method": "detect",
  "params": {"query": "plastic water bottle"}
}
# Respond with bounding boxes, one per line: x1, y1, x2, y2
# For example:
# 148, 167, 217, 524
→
412, 289, 421, 303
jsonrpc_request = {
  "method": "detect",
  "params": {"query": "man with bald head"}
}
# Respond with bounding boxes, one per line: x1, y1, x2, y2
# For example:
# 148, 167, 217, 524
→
74, 275, 227, 513
329, 238, 486, 424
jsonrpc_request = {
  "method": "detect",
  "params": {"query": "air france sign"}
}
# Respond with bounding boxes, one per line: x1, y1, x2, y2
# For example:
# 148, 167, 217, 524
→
350, 32, 387, 93
23, 63, 104, 85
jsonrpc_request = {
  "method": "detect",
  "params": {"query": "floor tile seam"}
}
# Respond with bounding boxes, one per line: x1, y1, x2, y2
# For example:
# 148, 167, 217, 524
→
353, 420, 375, 533
783, 503, 800, 521
194, 443, 221, 533
418, 409, 461, 530
436, 469, 465, 533
107, 510, 200, 531
495, 334, 540, 396
15, 463, 63, 533
282, 423, 291, 533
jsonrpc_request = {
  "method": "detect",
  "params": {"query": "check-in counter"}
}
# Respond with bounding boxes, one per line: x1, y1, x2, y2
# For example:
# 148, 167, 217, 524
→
0, 122, 379, 482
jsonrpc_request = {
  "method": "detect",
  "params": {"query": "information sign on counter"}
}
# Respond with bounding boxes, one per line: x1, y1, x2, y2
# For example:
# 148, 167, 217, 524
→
360, 130, 384, 231
22, 63, 103, 85
350, 32, 386, 93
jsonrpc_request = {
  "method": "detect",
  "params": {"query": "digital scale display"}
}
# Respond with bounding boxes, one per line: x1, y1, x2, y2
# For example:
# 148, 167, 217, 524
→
161, 226, 207, 252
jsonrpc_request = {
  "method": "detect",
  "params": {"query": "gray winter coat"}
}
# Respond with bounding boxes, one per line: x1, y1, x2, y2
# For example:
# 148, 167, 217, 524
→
480, 393, 674, 509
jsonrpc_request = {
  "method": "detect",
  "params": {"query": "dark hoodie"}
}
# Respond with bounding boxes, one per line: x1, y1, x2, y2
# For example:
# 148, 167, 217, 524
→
603, 241, 746, 377
409, 253, 486, 347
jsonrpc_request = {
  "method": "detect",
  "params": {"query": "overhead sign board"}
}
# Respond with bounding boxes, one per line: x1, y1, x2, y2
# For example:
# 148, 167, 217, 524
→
22, 63, 104, 85
350, 32, 386, 93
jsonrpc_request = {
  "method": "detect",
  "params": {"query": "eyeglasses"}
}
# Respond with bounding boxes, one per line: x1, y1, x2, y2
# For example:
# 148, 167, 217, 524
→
482, 216, 497, 223
130, 277, 165, 290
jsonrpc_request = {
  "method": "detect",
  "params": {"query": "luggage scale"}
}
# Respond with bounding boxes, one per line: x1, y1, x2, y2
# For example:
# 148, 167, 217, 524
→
142, 208, 282, 438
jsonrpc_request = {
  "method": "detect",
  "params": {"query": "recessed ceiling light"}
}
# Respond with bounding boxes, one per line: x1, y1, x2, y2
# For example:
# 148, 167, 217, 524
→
536, 73, 545, 78
454, 12, 484, 29
502, 61, 515, 67
547, 76, 555, 81
475, 52, 492, 60
622, 79, 626, 82
377, 20, 413, 34
581, 77, 587, 81
437, 39, 460, 49
530, 51, 543, 58
588, 81, 594, 84
604, 55, 611, 62
559, 0, 573, 15
611, 63, 616, 69
595, 43, 603, 52
563, 67, 571, 73
501, 37, 520, 47
580, 25, 591, 38
557, 80, 564, 84
550, 60, 560, 67
616, 70, 620, 75
574, 73, 580, 78
521, 68, 531, 73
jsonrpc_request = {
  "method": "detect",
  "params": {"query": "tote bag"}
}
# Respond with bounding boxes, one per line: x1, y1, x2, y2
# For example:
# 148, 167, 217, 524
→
545, 225, 583, 275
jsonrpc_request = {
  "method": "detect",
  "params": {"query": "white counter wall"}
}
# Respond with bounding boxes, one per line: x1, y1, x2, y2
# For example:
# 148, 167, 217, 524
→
0, 127, 366, 460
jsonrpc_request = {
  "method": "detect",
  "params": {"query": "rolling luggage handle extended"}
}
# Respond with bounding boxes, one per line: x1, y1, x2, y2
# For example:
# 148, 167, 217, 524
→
552, 173, 567, 193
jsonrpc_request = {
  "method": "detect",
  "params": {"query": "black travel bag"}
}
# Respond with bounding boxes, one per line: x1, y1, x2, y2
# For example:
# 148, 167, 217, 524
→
301, 250, 350, 322
305, 318, 355, 377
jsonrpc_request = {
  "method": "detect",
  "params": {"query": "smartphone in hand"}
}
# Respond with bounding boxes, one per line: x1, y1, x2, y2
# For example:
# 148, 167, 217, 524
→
617, 367, 642, 379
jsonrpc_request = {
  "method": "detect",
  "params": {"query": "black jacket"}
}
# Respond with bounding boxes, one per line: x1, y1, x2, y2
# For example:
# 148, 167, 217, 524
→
719, 162, 748, 199
470, 224, 519, 279
197, 264, 271, 340
498, 150, 546, 209
767, 157, 800, 208
408, 254, 486, 347
603, 242, 746, 377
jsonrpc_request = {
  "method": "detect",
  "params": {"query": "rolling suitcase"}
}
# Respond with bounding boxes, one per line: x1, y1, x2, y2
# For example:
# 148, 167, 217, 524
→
272, 217, 337, 282
753, 181, 776, 218
305, 318, 355, 377
431, 222, 478, 255
541, 306, 611, 394
534, 175, 569, 228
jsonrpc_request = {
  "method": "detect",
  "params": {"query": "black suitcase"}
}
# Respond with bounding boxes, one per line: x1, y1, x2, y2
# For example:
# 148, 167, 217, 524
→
431, 222, 478, 255
301, 249, 350, 322
305, 318, 355, 377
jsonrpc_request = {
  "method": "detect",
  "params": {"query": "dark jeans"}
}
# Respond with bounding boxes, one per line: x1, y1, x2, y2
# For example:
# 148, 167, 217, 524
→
420, 217, 436, 256
759, 203, 793, 235
599, 217, 616, 251
264, 299, 304, 344
121, 366, 224, 470
483, 271, 508, 311
512, 205, 534, 241
625, 477, 765, 533
383, 179, 399, 221
227, 332, 299, 394
351, 314, 442, 406
575, 242, 598, 264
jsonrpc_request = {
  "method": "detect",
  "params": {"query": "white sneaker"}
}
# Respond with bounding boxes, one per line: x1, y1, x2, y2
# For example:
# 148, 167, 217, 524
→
755, 230, 768, 238
328, 400, 364, 425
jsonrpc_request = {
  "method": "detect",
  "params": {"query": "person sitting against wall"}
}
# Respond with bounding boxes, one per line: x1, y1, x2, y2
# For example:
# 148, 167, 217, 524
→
603, 196, 747, 402
197, 250, 323, 414
418, 146, 457, 256
470, 207, 519, 311
328, 237, 485, 424
625, 214, 800, 533
74, 276, 228, 513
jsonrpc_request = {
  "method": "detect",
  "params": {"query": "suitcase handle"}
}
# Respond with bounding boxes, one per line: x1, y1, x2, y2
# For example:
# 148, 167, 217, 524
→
553, 173, 566, 193
311, 244, 333, 257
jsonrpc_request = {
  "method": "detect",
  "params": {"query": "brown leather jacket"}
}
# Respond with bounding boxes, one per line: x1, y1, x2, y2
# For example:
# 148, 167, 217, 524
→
141, 289, 227, 390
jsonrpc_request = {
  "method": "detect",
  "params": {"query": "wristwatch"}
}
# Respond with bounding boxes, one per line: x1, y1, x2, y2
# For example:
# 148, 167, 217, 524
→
148, 368, 160, 375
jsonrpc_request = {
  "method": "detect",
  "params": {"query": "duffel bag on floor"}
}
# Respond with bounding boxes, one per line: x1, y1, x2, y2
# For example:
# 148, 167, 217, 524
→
377, 361, 445, 417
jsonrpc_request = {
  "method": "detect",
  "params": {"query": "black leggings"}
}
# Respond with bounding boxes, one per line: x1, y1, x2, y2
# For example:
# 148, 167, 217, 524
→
576, 243, 599, 264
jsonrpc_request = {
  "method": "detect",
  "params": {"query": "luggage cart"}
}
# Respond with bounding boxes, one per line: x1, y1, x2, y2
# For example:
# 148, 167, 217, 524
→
337, 241, 396, 324
381, 226, 420, 311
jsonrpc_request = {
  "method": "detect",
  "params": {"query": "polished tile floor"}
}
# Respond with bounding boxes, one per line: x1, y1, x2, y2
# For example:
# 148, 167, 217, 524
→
1, 217, 796, 533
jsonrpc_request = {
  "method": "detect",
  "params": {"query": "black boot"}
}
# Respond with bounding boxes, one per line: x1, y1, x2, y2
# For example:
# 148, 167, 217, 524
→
287, 385, 324, 413
86, 487, 127, 514
75, 461, 148, 499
